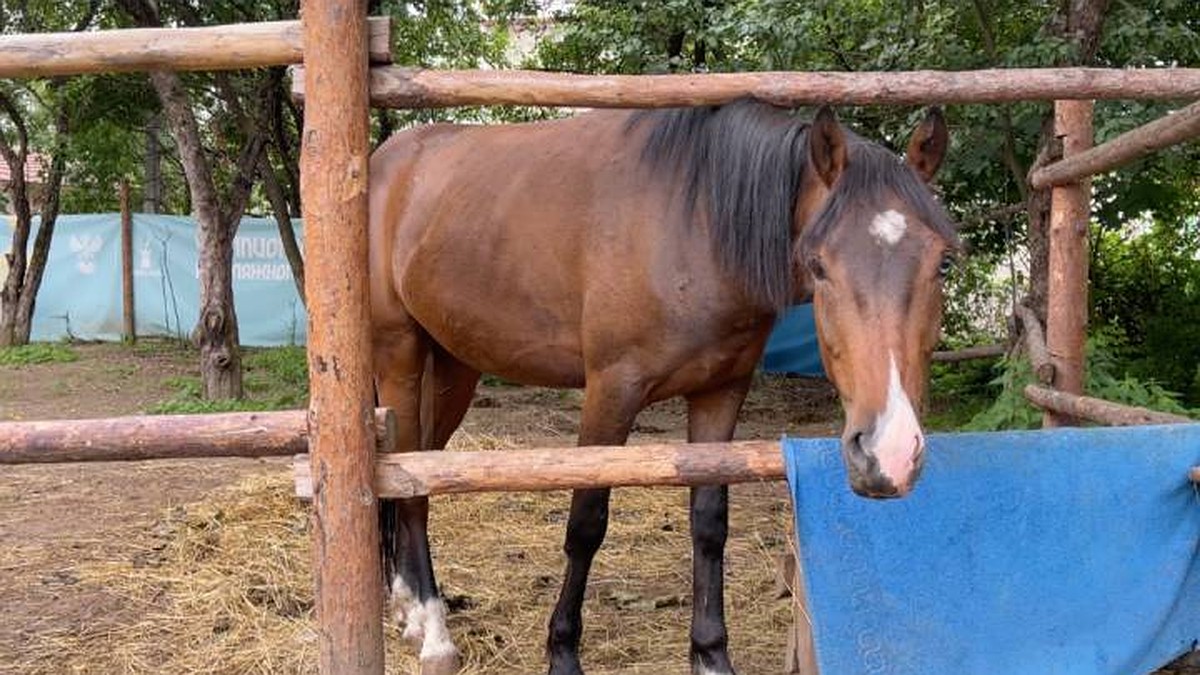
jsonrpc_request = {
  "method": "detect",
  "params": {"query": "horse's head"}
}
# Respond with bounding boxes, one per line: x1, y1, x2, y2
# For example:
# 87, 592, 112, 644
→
796, 107, 959, 499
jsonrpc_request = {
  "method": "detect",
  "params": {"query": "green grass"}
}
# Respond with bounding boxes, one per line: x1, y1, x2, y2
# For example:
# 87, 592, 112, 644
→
147, 346, 310, 415
480, 373, 521, 387
0, 342, 79, 366
130, 338, 192, 358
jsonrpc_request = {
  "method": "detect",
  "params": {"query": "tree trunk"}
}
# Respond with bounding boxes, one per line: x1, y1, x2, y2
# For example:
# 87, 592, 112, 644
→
259, 153, 306, 304
0, 93, 34, 348
143, 114, 162, 213
0, 196, 28, 347
214, 69, 305, 306
148, 69, 243, 399
11, 100, 69, 344
1026, 0, 1110, 322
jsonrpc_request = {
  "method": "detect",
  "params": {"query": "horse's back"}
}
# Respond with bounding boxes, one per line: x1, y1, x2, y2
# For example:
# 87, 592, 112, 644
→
368, 111, 773, 393
369, 112, 649, 385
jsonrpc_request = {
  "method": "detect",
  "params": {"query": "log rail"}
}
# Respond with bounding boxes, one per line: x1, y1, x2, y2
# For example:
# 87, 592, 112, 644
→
1030, 98, 1200, 189
0, 409, 396, 464
1023, 385, 1194, 427
293, 440, 786, 500
291, 66, 1200, 109
0, 17, 392, 78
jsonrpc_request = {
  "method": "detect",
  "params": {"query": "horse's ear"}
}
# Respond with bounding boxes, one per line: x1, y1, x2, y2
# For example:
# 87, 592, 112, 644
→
905, 107, 949, 182
809, 105, 847, 188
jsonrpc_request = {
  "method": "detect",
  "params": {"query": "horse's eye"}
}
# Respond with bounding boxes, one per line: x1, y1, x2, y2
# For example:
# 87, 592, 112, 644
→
937, 254, 956, 278
808, 256, 827, 281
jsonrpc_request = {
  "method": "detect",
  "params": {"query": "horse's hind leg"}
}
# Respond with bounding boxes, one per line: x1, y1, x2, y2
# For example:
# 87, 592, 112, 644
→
377, 329, 479, 675
686, 377, 753, 675
547, 370, 644, 675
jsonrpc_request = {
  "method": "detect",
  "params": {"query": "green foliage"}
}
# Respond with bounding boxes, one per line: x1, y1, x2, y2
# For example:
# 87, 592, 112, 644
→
148, 346, 309, 414
0, 342, 79, 366
939, 250, 1015, 346
962, 353, 1043, 431
1091, 217, 1200, 405
925, 358, 1000, 431
964, 328, 1196, 432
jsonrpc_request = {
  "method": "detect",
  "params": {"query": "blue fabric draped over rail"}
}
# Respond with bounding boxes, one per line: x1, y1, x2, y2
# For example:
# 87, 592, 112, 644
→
784, 424, 1200, 675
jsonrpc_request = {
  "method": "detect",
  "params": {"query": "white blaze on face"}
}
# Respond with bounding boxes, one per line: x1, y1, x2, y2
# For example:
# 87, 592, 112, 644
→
870, 209, 908, 247
391, 577, 460, 662
868, 354, 925, 490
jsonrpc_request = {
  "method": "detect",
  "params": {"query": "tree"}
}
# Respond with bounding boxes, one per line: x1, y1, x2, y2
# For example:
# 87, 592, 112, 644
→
0, 1, 100, 346
115, 0, 270, 399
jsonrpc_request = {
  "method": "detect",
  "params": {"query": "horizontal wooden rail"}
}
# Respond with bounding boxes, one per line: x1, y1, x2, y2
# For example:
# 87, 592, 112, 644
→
0, 408, 395, 464
933, 343, 1006, 363
0, 18, 391, 79
294, 440, 786, 499
291, 66, 1200, 109
1030, 98, 1200, 188
1023, 385, 1193, 427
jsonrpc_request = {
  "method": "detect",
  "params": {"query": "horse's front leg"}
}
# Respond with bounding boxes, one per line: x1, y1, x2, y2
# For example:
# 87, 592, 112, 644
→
546, 369, 644, 675
686, 377, 753, 675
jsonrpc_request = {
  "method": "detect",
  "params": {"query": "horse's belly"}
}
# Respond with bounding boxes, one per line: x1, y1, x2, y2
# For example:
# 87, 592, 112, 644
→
435, 332, 586, 388
406, 291, 586, 388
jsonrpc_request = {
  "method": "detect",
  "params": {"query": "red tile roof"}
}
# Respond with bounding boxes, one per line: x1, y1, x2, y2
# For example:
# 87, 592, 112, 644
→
0, 153, 48, 184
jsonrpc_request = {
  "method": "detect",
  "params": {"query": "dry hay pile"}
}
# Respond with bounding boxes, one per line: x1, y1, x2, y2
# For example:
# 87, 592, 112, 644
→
24, 433, 798, 674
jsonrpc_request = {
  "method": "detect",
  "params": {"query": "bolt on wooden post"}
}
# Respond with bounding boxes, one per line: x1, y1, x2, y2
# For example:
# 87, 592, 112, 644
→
1044, 99, 1093, 428
299, 2, 384, 673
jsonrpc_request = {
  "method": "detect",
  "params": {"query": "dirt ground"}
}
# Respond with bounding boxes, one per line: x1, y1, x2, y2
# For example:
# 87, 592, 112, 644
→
0, 342, 838, 674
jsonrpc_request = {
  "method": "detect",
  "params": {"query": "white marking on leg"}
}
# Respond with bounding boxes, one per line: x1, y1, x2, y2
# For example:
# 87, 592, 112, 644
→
869, 209, 908, 247
694, 658, 735, 675
390, 577, 425, 643
391, 578, 461, 663
868, 353, 924, 489
415, 598, 459, 661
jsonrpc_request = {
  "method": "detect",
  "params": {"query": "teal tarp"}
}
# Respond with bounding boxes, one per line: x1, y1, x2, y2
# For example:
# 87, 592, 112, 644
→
7, 214, 306, 346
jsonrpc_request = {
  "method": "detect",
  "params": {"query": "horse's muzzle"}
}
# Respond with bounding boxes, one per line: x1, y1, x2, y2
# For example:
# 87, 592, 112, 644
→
842, 431, 926, 499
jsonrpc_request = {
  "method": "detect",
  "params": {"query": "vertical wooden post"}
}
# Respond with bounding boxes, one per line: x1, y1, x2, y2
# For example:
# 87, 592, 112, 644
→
785, 543, 820, 674
300, 3, 384, 674
1044, 99, 1093, 427
119, 179, 136, 343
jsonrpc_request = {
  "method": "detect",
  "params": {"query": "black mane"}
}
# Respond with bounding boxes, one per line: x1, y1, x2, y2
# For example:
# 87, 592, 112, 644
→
628, 99, 958, 310
629, 99, 807, 310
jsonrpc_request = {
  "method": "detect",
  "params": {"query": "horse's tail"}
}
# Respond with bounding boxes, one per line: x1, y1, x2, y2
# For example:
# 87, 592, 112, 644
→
379, 495, 403, 594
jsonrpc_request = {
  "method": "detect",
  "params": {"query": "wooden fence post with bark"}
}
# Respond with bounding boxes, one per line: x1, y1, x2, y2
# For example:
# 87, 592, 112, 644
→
120, 179, 135, 343
1044, 100, 1093, 427
299, 2, 384, 674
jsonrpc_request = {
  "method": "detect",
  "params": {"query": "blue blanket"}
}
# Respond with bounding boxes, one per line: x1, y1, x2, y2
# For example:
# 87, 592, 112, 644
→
762, 304, 825, 377
784, 425, 1200, 675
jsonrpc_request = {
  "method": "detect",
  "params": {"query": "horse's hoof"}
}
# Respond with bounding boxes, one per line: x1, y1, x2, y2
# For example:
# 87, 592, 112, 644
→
419, 651, 461, 675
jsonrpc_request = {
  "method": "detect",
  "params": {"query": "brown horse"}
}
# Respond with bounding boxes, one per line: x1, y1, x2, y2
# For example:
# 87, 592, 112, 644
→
368, 99, 959, 675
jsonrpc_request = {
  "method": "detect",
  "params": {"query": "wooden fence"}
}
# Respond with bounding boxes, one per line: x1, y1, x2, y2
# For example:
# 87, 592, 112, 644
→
1, 8, 1200, 674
